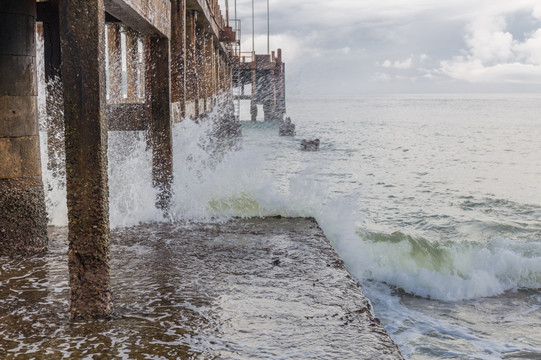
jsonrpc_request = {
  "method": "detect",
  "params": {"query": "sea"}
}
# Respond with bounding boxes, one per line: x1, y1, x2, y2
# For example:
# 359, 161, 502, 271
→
40, 93, 541, 359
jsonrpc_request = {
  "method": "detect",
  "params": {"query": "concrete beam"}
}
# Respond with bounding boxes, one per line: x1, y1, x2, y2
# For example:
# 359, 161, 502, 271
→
104, 0, 171, 38
107, 103, 149, 131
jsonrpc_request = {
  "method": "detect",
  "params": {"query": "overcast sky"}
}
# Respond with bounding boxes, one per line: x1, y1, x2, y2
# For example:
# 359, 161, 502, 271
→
221, 0, 541, 94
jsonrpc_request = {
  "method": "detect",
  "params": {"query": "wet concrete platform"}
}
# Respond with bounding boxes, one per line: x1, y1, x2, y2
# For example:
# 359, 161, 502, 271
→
0, 217, 403, 359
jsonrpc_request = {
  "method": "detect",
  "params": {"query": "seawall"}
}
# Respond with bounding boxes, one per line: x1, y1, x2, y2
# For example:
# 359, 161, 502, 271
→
0, 217, 403, 358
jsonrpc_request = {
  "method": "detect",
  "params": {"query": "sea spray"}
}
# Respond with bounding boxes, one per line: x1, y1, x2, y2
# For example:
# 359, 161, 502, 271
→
39, 106, 541, 301
108, 131, 164, 226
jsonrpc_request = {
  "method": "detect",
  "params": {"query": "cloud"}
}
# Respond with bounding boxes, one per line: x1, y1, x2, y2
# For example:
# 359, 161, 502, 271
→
440, 59, 541, 83
341, 47, 352, 55
419, 54, 429, 63
371, 72, 392, 82
439, 7, 541, 84
381, 57, 413, 69
230, 0, 541, 93
532, 5, 541, 20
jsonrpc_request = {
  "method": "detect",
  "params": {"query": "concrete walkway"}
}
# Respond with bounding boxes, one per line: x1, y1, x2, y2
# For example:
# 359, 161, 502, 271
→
0, 217, 403, 359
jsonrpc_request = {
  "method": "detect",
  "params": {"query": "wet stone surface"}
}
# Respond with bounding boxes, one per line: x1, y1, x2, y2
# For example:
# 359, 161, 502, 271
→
0, 217, 402, 359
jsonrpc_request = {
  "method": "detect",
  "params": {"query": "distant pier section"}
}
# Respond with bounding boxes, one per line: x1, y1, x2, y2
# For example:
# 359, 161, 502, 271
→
232, 50, 286, 122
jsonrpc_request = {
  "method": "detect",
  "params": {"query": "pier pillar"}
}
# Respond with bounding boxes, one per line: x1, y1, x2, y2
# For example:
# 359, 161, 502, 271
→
125, 29, 140, 102
170, 0, 186, 120
106, 23, 122, 102
274, 49, 285, 121
186, 10, 199, 118
146, 36, 173, 211
0, 0, 48, 256
198, 27, 207, 112
211, 44, 218, 101
204, 32, 213, 110
38, 1, 65, 182
250, 58, 257, 121
269, 67, 277, 121
59, 0, 112, 319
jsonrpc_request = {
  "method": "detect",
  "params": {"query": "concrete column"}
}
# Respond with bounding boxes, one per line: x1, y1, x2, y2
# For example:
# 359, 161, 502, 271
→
38, 2, 66, 182
269, 67, 277, 121
250, 59, 257, 122
274, 49, 286, 121
125, 29, 138, 102
59, 0, 112, 319
0, 0, 48, 256
199, 29, 207, 112
146, 36, 173, 212
106, 24, 122, 102
207, 36, 216, 107
211, 43, 218, 101
216, 50, 221, 96
186, 10, 198, 118
170, 0, 186, 119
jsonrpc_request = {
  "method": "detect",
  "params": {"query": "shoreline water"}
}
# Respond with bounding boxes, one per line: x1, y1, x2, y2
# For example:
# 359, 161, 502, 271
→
34, 94, 541, 358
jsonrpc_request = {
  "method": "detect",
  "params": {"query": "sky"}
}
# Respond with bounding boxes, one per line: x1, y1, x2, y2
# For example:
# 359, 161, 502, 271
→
220, 0, 541, 94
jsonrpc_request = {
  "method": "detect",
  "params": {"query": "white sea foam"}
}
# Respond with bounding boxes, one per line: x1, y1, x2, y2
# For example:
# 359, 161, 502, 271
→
343, 233, 541, 301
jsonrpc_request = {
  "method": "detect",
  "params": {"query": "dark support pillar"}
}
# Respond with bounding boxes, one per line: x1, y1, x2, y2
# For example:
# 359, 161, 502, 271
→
250, 59, 257, 121
0, 0, 48, 256
170, 0, 186, 119
211, 43, 218, 101
106, 23, 122, 102
198, 27, 207, 112
274, 49, 285, 121
125, 29, 139, 102
206, 35, 215, 107
39, 1, 65, 181
269, 67, 277, 121
146, 36, 173, 211
186, 10, 198, 118
59, 0, 112, 320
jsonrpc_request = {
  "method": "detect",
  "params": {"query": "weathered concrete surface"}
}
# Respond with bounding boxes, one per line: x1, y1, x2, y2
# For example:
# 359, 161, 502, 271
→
146, 35, 173, 211
59, 0, 112, 319
0, 218, 403, 358
0, 178, 48, 256
104, 0, 171, 38
0, 0, 48, 256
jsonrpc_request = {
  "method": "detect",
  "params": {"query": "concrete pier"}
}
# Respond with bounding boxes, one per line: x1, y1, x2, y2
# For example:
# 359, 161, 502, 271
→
146, 35, 173, 211
234, 49, 287, 122
59, 0, 112, 319
3, 0, 279, 320
0, 0, 48, 256
1, 218, 403, 358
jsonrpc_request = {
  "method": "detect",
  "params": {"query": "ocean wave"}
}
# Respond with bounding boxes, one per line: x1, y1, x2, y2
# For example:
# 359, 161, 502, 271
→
343, 230, 541, 301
